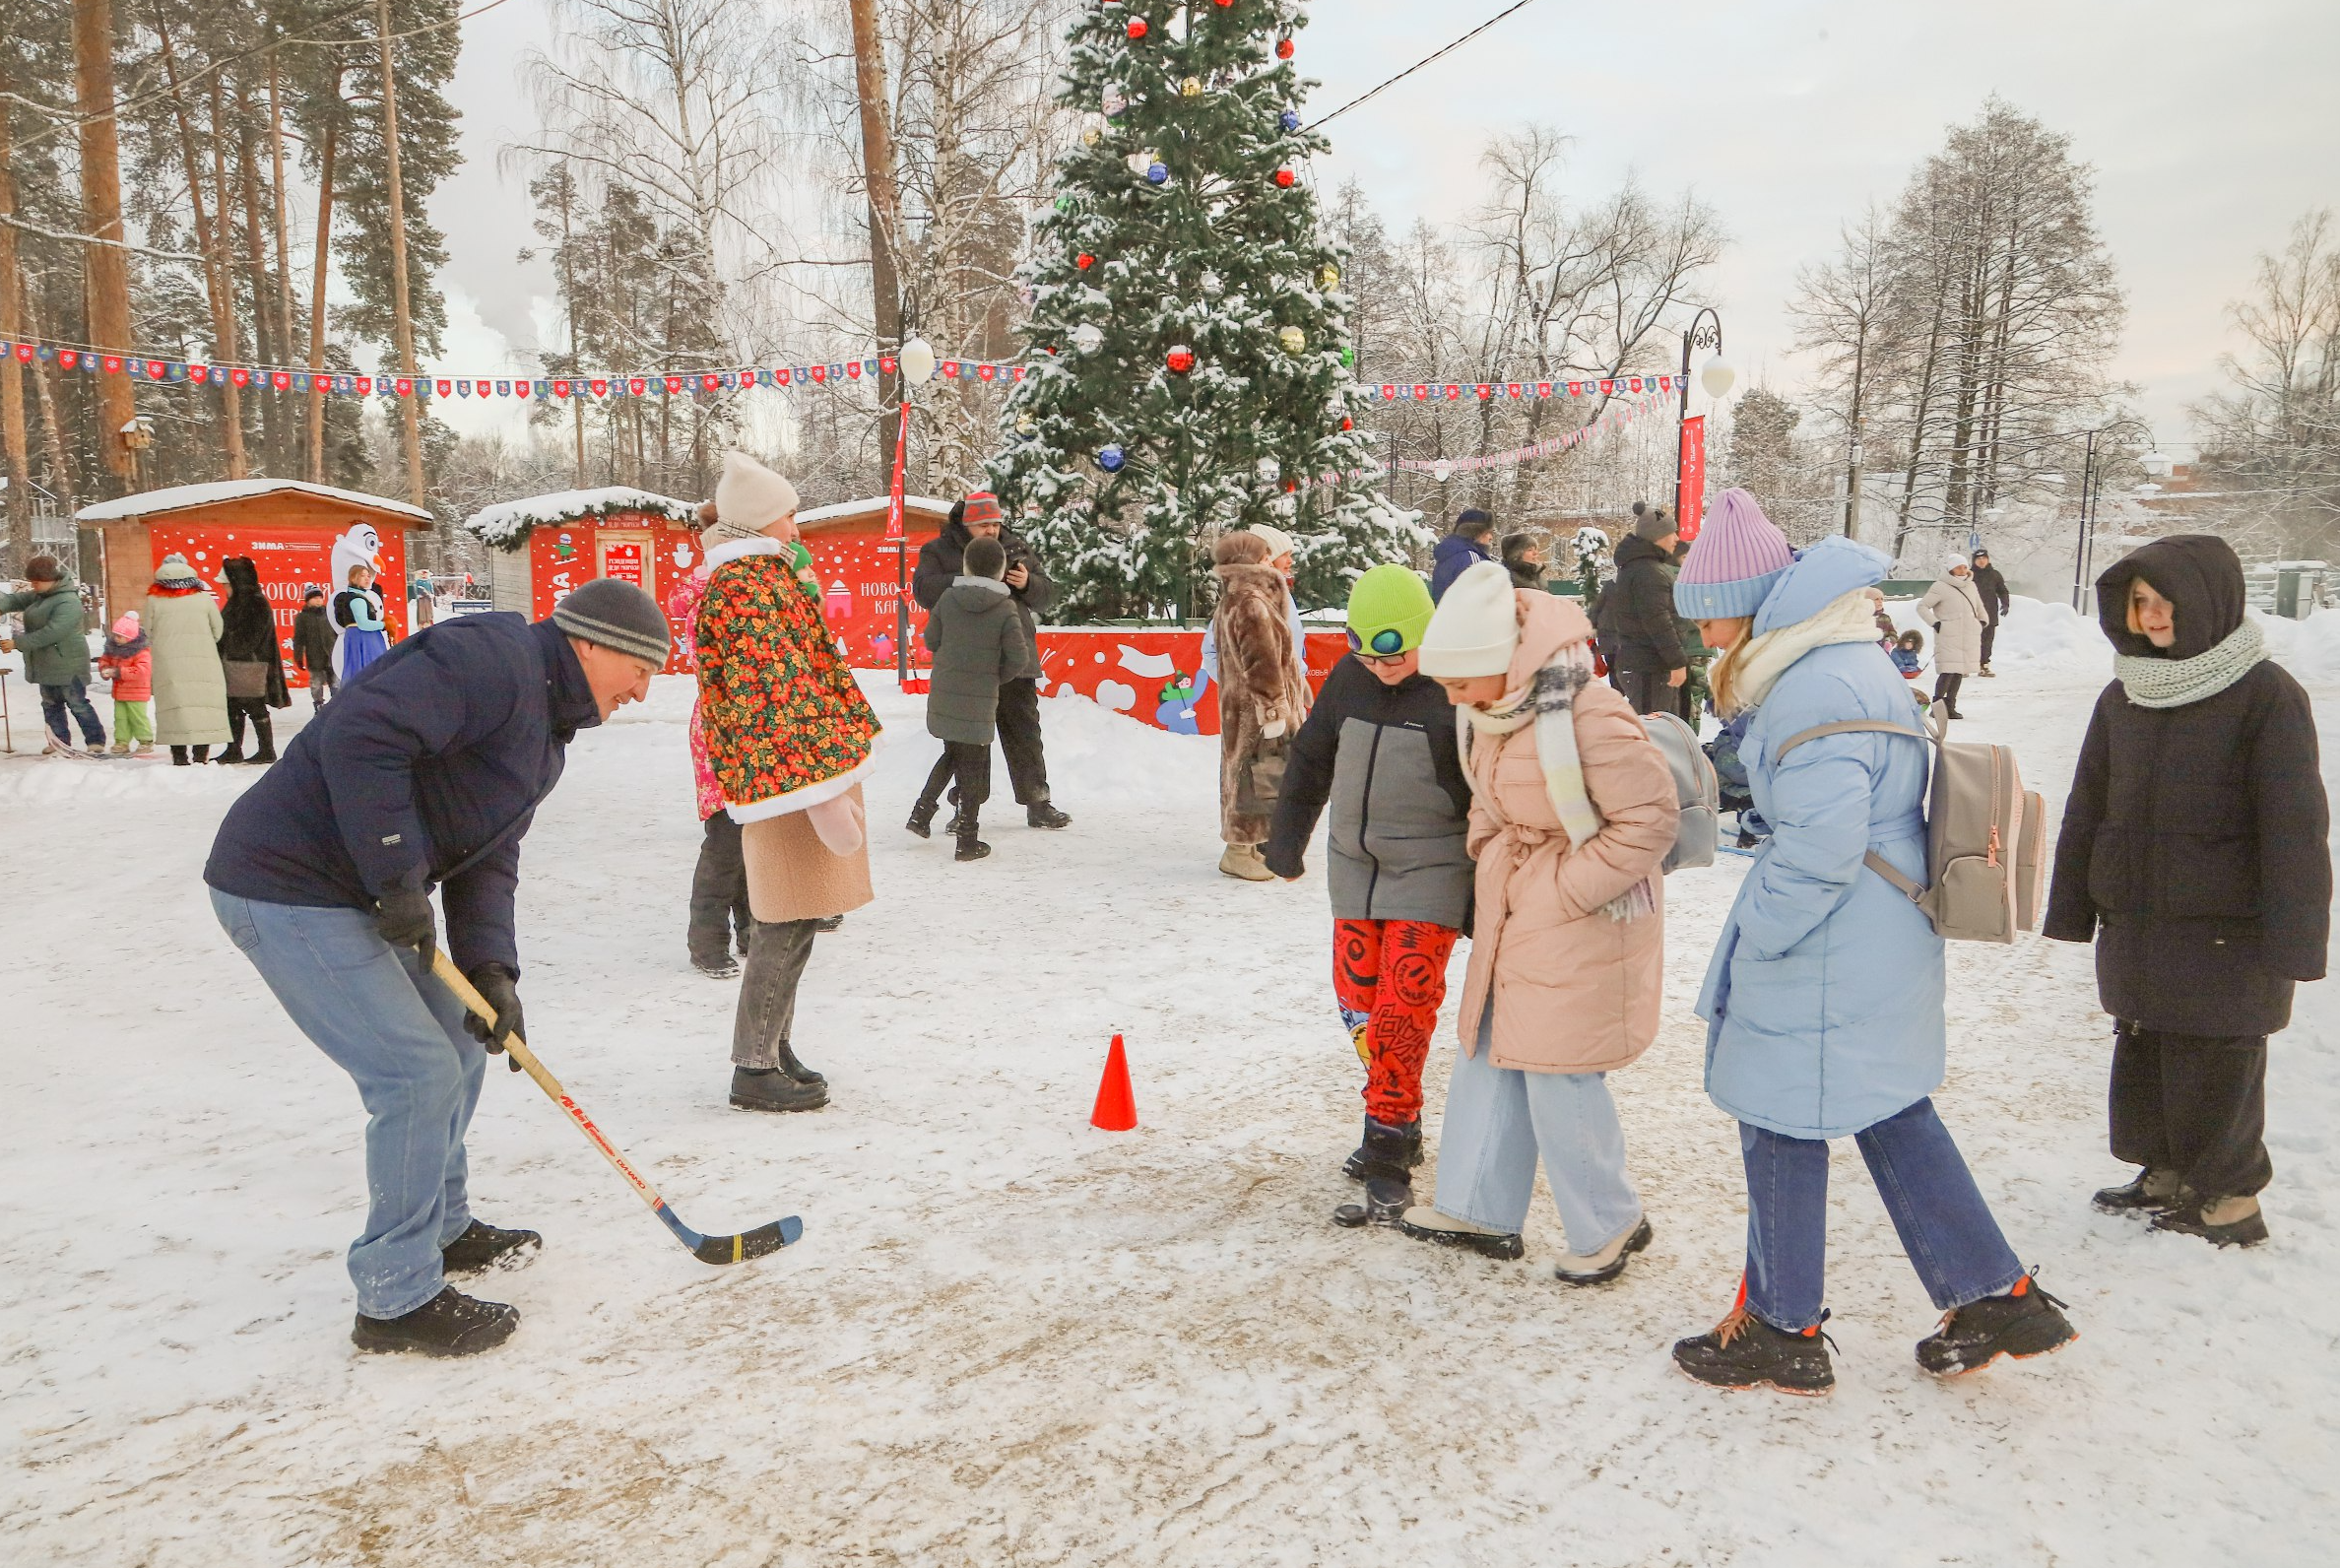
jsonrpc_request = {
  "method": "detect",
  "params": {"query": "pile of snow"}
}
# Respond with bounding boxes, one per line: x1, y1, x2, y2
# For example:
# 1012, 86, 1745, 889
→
462, 487, 698, 551
2256, 606, 2340, 684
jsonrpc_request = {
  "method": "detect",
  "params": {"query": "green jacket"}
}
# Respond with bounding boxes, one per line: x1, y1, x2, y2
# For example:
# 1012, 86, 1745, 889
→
0, 575, 92, 686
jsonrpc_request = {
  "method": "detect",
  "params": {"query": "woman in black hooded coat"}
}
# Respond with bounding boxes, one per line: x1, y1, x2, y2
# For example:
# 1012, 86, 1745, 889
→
2045, 535, 2329, 1247
216, 555, 292, 763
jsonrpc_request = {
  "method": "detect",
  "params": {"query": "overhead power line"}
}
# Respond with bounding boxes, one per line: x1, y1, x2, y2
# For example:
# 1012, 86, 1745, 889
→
1305, 0, 1545, 133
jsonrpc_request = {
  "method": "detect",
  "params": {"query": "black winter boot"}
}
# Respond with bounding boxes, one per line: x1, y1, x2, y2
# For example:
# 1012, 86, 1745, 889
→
1026, 799, 1072, 829
1332, 1174, 1412, 1229
1341, 1117, 1421, 1183
729, 1065, 828, 1112
954, 814, 991, 861
906, 800, 939, 838
352, 1285, 519, 1357
2093, 1166, 2181, 1215
441, 1218, 542, 1277
1916, 1272, 2077, 1376
2151, 1194, 2269, 1248
1673, 1306, 1836, 1396
245, 713, 276, 762
772, 1040, 826, 1088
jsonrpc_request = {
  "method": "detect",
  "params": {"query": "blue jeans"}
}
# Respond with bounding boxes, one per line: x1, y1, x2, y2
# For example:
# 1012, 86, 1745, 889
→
40, 678, 105, 747
1741, 1097, 2025, 1332
211, 889, 487, 1318
1431, 1012, 1644, 1253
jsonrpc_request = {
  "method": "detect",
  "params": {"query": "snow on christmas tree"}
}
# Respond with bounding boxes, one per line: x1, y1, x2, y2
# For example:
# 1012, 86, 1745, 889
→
988, 0, 1421, 621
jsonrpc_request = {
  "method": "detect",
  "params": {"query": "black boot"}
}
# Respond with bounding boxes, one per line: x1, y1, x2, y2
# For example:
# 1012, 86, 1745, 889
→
352, 1285, 519, 1357
955, 815, 991, 861
729, 1065, 828, 1112
1673, 1306, 1836, 1396
441, 1218, 543, 1277
2151, 1194, 2269, 1248
1341, 1116, 1420, 1183
2093, 1166, 2181, 1215
1026, 799, 1072, 829
1916, 1273, 2077, 1376
1332, 1174, 1412, 1229
171, 746, 192, 766
906, 799, 939, 838
245, 712, 276, 762
772, 1040, 826, 1088
692, 950, 741, 979
214, 745, 244, 764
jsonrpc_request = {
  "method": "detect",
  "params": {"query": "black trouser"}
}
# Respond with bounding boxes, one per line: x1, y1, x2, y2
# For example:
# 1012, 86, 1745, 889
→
919, 742, 993, 822
687, 813, 753, 966
996, 677, 1052, 805
1932, 672, 1965, 712
1612, 667, 1683, 719
2110, 1026, 2271, 1200
226, 697, 275, 756
1979, 621, 1998, 668
732, 918, 818, 1069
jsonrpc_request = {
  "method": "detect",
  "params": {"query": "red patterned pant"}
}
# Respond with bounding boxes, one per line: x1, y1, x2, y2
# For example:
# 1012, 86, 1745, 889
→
1333, 919, 1461, 1126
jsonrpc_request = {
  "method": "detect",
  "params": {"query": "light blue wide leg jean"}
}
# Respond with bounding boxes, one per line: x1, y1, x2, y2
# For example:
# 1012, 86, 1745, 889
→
212, 888, 487, 1318
1431, 1012, 1643, 1252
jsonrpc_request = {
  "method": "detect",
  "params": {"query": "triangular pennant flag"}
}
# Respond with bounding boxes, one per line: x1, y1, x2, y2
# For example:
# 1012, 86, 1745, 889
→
810, 364, 827, 383
977, 362, 998, 382
436, 378, 453, 397
826, 362, 845, 381
588, 378, 607, 397
1507, 382, 1524, 399
394, 376, 412, 397
187, 363, 210, 383
552, 378, 571, 398
357, 375, 373, 395
1379, 382, 1398, 399
941, 359, 960, 378
1443, 384, 1461, 400
878, 356, 897, 375
844, 360, 862, 380
1474, 383, 1492, 399
1598, 378, 1614, 396
494, 379, 511, 397
1536, 381, 1553, 398
775, 367, 792, 385
627, 377, 647, 396
1629, 376, 1644, 393
700, 372, 721, 391
102, 355, 124, 374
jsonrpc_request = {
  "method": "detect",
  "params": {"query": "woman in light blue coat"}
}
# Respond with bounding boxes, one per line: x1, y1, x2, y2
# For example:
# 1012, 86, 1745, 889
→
1662, 490, 2074, 1397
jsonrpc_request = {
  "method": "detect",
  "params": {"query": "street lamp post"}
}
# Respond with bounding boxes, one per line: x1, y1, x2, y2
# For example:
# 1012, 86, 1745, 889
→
2066, 417, 2152, 612
1673, 306, 1732, 527
893, 331, 938, 684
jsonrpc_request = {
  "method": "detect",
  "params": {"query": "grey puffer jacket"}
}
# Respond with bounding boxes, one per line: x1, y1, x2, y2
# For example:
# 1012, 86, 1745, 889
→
921, 577, 1032, 745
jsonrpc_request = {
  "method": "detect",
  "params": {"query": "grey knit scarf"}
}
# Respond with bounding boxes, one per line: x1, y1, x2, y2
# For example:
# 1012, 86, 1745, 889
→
2115, 618, 2266, 709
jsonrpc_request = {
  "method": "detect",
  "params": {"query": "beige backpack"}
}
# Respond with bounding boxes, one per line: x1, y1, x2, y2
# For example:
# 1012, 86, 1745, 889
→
1775, 704, 2046, 944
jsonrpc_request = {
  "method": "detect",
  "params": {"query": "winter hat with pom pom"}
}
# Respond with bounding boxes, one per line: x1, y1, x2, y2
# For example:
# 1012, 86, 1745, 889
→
1673, 488, 1795, 619
1418, 559, 1521, 679
111, 612, 141, 640
711, 451, 799, 540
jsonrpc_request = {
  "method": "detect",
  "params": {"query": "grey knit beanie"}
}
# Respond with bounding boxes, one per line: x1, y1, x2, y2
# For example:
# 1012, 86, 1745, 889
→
551, 577, 671, 667
1633, 507, 1676, 542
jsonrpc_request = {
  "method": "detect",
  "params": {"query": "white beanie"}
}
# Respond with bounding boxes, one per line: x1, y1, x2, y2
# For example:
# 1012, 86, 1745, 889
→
714, 450, 799, 536
1944, 551, 1970, 573
1418, 560, 1520, 679
1248, 523, 1296, 560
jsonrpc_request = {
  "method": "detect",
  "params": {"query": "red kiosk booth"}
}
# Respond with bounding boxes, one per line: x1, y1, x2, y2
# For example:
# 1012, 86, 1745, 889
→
76, 480, 433, 688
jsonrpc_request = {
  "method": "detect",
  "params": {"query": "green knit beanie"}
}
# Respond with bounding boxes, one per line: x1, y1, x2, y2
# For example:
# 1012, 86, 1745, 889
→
1346, 563, 1435, 655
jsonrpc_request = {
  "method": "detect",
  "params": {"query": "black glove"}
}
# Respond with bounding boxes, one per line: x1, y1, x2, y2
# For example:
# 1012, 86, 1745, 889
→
465, 962, 525, 1071
374, 872, 436, 968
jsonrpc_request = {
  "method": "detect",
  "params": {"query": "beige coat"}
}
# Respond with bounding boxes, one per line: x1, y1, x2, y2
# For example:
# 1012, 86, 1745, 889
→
145, 590, 230, 746
1918, 572, 1988, 675
1457, 593, 1679, 1075
743, 786, 875, 923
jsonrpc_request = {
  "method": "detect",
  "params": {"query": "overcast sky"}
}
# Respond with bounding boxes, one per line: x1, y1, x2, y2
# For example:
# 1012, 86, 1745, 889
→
427, 0, 2340, 450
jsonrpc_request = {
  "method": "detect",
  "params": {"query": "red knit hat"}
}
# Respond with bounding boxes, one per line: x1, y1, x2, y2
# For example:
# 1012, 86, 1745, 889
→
962, 491, 1004, 526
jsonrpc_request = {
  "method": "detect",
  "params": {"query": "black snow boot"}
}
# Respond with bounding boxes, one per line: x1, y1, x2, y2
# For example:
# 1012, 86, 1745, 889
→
213, 745, 244, 764
906, 799, 939, 839
1332, 1174, 1412, 1229
441, 1218, 542, 1277
1026, 799, 1072, 829
2151, 1194, 2269, 1248
729, 1065, 828, 1113
352, 1285, 519, 1357
1916, 1272, 2077, 1377
772, 1040, 826, 1088
1673, 1306, 1836, 1396
1341, 1117, 1421, 1183
954, 817, 991, 861
693, 952, 741, 979
2093, 1166, 2181, 1216
245, 713, 277, 762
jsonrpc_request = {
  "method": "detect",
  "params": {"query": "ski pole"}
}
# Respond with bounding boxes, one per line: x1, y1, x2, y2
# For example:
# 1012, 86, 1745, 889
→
429, 950, 801, 1265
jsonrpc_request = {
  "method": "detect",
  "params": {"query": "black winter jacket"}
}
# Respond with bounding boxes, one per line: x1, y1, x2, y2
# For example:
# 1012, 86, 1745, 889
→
204, 614, 600, 974
291, 605, 338, 675
1971, 561, 2011, 624
1602, 534, 1686, 673
914, 521, 1055, 653
1264, 657, 1474, 928
921, 579, 1032, 745
2045, 535, 2330, 1036
218, 556, 291, 707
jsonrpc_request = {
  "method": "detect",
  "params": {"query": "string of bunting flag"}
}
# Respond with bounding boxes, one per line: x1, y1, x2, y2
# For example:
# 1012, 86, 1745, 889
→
1295, 388, 1673, 490
1362, 371, 1681, 403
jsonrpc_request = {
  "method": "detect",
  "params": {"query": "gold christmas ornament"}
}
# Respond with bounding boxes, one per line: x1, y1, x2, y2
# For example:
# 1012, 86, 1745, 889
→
1279, 325, 1307, 355
1181, 76, 1203, 98
1319, 263, 1340, 291
1082, 127, 1101, 147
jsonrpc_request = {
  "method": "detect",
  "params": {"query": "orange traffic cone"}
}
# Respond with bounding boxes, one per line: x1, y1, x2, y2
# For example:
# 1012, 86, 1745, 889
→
1090, 1033, 1138, 1131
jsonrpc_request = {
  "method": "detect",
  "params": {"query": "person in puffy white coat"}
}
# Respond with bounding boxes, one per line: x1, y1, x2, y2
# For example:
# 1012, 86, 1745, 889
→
1917, 555, 1988, 715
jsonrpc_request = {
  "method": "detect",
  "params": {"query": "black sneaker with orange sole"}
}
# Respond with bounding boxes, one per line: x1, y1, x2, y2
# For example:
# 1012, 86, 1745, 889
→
1673, 1307, 1836, 1397
1917, 1272, 2077, 1377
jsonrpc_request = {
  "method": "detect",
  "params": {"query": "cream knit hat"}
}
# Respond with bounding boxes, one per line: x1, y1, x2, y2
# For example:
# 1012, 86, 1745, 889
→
713, 451, 799, 536
1418, 559, 1520, 679
1247, 523, 1296, 561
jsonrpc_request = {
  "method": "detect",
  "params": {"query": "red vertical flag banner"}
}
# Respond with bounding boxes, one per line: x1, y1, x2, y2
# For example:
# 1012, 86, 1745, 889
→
1677, 416, 1708, 541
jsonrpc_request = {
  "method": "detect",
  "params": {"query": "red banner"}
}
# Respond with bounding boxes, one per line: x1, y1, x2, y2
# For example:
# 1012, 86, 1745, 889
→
147, 522, 406, 688
884, 402, 908, 543
1677, 415, 1708, 541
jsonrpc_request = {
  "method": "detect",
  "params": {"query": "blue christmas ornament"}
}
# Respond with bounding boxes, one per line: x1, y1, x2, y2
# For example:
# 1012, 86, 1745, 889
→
1145, 162, 1169, 185
1280, 109, 1300, 133
1099, 444, 1127, 473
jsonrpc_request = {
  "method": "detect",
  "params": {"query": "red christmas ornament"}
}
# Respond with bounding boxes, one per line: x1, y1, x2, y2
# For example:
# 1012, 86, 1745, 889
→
1127, 18, 1147, 38
1215, 0, 1233, 6
1274, 168, 1296, 187
1340, 416, 1353, 430
1076, 252, 1096, 270
1166, 345, 1196, 374
1276, 37, 1295, 58
1282, 479, 1298, 492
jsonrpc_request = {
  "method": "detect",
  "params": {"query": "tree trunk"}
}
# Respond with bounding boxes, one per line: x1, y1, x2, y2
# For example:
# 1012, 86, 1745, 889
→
233, 89, 284, 475
307, 111, 338, 482
73, 0, 138, 487
268, 57, 296, 384
156, 20, 247, 480
848, 0, 905, 491
0, 75, 33, 571
377, 0, 429, 533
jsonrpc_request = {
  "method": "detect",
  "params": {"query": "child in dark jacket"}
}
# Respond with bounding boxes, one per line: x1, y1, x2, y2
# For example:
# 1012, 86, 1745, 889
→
1265, 565, 1473, 1211
1891, 627, 1925, 679
908, 535, 1032, 862
292, 588, 339, 708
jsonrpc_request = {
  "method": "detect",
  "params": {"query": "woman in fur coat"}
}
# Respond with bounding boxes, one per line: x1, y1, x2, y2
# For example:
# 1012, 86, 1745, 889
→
1211, 531, 1313, 881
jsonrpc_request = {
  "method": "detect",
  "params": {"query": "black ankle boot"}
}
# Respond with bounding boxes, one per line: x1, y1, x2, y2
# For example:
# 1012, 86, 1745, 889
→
441, 1218, 543, 1277
773, 1041, 826, 1087
955, 819, 990, 861
729, 1065, 828, 1112
1026, 800, 1072, 829
906, 800, 939, 838
1341, 1117, 1420, 1183
352, 1285, 519, 1357
246, 714, 276, 762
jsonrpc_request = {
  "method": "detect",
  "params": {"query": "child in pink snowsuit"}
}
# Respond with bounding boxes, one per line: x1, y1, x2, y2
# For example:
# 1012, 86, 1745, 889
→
98, 613, 155, 755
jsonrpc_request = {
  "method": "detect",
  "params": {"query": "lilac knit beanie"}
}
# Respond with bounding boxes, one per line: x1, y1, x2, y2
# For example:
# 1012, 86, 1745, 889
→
1673, 488, 1795, 619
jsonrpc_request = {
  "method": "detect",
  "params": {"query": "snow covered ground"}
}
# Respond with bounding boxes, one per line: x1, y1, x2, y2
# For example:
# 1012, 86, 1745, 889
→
4, 600, 2338, 1565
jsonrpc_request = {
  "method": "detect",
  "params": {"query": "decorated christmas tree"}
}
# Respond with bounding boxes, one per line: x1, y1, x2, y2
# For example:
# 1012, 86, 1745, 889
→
988, 1, 1420, 621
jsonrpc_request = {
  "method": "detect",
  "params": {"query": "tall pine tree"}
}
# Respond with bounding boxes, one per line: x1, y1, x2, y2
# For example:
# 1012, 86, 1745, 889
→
988, 1, 1417, 621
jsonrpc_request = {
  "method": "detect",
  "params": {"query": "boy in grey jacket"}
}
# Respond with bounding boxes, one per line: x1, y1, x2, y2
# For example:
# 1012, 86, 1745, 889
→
907, 536, 1035, 862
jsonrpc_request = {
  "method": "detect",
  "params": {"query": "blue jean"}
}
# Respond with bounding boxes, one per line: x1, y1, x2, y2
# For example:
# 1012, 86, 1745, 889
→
1431, 1012, 1644, 1252
211, 889, 487, 1318
40, 678, 105, 747
1741, 1097, 2026, 1332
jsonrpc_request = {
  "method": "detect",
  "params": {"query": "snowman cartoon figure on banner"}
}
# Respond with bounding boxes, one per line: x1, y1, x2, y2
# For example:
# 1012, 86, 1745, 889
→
328, 522, 390, 679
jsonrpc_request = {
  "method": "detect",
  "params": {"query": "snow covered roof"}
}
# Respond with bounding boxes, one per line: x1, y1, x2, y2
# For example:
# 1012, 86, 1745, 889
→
796, 494, 955, 530
76, 479, 433, 525
463, 487, 698, 550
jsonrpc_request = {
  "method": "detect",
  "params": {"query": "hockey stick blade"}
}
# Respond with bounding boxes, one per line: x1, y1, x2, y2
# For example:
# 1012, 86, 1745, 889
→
690, 1216, 805, 1266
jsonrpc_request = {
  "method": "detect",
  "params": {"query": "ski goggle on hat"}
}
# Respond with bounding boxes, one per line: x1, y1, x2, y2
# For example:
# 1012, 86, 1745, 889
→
1343, 563, 1435, 660
1347, 625, 1409, 656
